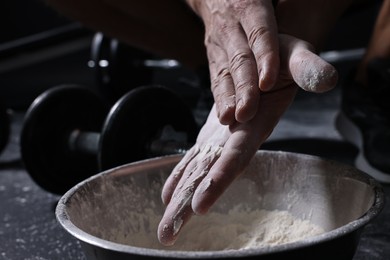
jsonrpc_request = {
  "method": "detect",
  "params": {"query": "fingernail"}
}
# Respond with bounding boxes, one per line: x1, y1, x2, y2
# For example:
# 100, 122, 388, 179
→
158, 223, 176, 246
259, 70, 273, 91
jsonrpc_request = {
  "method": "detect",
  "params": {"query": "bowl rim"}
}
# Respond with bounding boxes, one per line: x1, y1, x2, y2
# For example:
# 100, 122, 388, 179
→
55, 151, 385, 258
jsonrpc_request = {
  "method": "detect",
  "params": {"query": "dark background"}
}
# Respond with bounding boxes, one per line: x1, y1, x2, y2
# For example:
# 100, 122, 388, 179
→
0, 0, 382, 110
0, 1, 389, 260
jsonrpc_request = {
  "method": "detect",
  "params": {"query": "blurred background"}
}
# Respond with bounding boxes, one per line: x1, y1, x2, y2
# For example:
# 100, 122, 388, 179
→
0, 0, 382, 110
0, 0, 389, 259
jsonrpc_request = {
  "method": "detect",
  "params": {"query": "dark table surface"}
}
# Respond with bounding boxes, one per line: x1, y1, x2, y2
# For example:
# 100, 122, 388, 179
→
0, 87, 389, 260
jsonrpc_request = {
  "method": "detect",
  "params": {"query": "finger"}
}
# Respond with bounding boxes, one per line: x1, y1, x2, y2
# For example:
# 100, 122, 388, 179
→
162, 106, 228, 204
220, 23, 260, 123
158, 200, 194, 246
161, 146, 200, 205
280, 34, 338, 93
207, 44, 236, 125
240, 0, 280, 92
169, 145, 221, 202
158, 145, 222, 246
191, 125, 261, 215
192, 86, 298, 215
192, 152, 253, 215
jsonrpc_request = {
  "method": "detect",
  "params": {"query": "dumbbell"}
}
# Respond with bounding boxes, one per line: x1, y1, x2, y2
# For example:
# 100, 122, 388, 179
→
90, 32, 185, 103
21, 84, 199, 194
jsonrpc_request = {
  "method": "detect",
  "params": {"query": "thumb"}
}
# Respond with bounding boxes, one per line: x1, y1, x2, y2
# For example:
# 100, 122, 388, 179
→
280, 34, 338, 93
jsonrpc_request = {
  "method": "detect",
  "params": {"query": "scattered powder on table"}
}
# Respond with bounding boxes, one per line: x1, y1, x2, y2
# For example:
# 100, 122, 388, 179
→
116, 207, 324, 251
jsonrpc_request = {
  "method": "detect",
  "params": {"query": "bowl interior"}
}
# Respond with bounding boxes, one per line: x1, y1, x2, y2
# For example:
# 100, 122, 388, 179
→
59, 151, 379, 252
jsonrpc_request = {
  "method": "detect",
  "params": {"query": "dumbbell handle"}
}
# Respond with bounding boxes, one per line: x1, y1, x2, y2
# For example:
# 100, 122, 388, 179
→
68, 129, 191, 157
68, 130, 100, 155
142, 59, 180, 69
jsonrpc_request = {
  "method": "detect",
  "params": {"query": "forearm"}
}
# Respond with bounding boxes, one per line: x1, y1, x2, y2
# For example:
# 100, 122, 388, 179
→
44, 0, 207, 69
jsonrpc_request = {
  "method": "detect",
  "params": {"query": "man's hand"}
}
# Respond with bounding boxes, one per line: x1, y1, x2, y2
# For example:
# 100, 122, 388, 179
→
158, 34, 338, 246
186, 0, 280, 125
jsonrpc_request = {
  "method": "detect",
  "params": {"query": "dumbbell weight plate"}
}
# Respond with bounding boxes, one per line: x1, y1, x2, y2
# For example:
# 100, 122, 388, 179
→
99, 85, 199, 170
91, 32, 155, 103
21, 85, 109, 194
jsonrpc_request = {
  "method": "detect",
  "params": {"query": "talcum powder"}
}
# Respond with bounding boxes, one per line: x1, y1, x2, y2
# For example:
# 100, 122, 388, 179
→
117, 207, 324, 251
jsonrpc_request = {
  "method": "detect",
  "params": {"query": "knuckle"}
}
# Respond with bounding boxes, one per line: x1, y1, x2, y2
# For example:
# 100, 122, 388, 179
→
204, 34, 212, 46
211, 68, 229, 90
229, 51, 252, 73
227, 0, 254, 14
218, 22, 240, 39
217, 67, 231, 81
213, 91, 224, 104
210, 79, 219, 93
248, 26, 271, 49
235, 80, 256, 93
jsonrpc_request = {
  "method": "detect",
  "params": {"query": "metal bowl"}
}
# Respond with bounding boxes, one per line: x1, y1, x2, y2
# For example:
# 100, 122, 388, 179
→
56, 150, 384, 260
